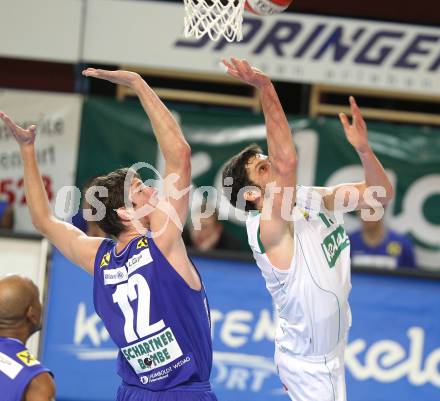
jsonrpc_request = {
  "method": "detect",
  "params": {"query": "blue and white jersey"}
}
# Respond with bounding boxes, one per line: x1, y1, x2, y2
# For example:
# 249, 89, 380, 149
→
93, 235, 213, 391
0, 337, 51, 401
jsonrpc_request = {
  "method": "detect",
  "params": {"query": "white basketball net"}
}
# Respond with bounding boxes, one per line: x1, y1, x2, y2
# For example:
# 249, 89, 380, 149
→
183, 0, 247, 42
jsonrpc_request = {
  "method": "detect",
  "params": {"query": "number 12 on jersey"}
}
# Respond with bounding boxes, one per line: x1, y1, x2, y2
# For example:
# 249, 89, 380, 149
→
112, 273, 165, 343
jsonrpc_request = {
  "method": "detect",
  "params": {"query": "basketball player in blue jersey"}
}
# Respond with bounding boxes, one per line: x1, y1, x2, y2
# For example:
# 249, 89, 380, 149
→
0, 69, 217, 401
221, 58, 394, 401
0, 275, 55, 401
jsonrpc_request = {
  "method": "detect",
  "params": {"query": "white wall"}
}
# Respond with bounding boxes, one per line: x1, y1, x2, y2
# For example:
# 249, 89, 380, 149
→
0, 0, 83, 62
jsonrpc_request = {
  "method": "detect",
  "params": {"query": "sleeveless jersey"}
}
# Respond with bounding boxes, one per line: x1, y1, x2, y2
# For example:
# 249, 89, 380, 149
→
0, 337, 51, 401
246, 186, 352, 357
94, 235, 213, 391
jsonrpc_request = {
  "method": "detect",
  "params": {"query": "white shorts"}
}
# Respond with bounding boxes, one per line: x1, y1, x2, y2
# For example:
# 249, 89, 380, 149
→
274, 342, 347, 401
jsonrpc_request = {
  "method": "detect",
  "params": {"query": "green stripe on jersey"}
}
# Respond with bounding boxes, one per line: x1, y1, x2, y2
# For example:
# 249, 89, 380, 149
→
257, 224, 266, 254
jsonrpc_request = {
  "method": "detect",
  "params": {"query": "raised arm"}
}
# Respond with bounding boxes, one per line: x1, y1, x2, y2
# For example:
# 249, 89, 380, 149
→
0, 112, 103, 274
223, 58, 297, 265
82, 69, 191, 253
315, 97, 394, 211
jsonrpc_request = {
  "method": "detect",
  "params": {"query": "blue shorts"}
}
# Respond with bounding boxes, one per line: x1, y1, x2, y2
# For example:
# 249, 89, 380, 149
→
116, 382, 218, 401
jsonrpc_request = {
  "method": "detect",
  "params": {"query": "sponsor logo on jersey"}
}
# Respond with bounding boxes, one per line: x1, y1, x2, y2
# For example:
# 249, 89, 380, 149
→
302, 210, 310, 221
16, 350, 40, 367
321, 226, 350, 268
387, 241, 402, 256
138, 356, 191, 385
103, 266, 128, 285
100, 252, 111, 268
121, 327, 183, 374
0, 351, 23, 379
126, 249, 153, 275
136, 238, 148, 249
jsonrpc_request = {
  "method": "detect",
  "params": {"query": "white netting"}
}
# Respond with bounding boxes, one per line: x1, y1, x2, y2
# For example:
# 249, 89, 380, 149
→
183, 0, 247, 42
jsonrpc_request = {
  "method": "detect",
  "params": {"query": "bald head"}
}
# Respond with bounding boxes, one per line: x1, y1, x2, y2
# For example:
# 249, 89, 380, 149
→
0, 275, 42, 339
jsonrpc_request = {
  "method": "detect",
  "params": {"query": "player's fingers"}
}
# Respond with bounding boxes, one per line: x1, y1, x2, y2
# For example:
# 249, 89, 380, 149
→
354, 118, 366, 133
225, 69, 241, 80
0, 111, 7, 123
0, 111, 18, 132
231, 58, 247, 75
241, 59, 254, 74
0, 111, 10, 123
91, 69, 110, 78
27, 125, 37, 133
230, 57, 241, 70
339, 113, 350, 131
82, 68, 97, 77
221, 59, 233, 69
349, 96, 361, 117
221, 59, 237, 74
235, 59, 253, 77
82, 68, 110, 79
348, 96, 358, 123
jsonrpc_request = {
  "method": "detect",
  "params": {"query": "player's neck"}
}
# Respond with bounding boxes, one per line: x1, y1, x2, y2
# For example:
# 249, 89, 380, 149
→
362, 225, 386, 247
0, 326, 29, 344
116, 229, 146, 253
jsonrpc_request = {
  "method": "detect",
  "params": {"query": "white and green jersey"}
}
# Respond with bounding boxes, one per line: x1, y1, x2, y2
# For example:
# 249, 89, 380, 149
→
246, 185, 352, 357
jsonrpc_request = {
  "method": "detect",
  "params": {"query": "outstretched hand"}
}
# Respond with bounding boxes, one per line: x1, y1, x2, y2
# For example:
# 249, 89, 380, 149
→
0, 111, 36, 146
222, 58, 271, 89
339, 96, 370, 153
82, 68, 142, 88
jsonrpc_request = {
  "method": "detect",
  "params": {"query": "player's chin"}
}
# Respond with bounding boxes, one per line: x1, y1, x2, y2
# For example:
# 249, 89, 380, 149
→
147, 197, 160, 210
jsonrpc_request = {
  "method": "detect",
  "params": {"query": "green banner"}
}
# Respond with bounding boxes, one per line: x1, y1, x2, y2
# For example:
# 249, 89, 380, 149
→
77, 97, 440, 270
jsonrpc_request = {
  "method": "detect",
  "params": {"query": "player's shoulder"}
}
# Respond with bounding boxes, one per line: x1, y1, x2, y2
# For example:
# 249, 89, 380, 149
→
387, 229, 413, 246
347, 230, 365, 249
0, 340, 48, 372
94, 237, 116, 269
25, 371, 55, 400
246, 209, 260, 222
348, 229, 362, 239
245, 211, 265, 253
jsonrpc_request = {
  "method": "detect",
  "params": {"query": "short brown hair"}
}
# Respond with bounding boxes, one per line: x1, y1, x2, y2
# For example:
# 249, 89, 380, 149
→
88, 168, 140, 237
222, 144, 262, 211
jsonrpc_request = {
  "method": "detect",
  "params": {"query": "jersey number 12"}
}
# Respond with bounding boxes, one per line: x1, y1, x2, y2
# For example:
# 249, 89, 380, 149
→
112, 273, 165, 343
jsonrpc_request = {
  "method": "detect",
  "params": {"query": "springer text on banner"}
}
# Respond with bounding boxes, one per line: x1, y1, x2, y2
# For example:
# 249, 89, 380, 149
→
83, 0, 440, 95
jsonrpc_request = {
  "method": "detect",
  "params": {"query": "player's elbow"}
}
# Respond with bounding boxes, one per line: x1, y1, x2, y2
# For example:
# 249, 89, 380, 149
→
368, 182, 394, 207
171, 143, 191, 174
274, 154, 297, 176
382, 183, 394, 205
177, 143, 191, 169
179, 143, 191, 162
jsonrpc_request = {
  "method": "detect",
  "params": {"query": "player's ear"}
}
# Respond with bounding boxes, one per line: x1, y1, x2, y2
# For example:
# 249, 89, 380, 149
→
244, 190, 260, 202
116, 207, 131, 222
26, 305, 39, 326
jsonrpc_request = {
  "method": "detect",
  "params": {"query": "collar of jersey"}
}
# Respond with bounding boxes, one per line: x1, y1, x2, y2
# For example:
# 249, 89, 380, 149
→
0, 337, 23, 345
113, 235, 144, 258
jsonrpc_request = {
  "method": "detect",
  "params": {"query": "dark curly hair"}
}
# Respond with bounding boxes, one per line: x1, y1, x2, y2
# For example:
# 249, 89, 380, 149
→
222, 144, 262, 211
88, 167, 140, 237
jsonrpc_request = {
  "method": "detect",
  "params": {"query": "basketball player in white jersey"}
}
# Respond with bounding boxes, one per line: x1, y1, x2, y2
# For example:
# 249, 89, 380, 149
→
221, 58, 393, 401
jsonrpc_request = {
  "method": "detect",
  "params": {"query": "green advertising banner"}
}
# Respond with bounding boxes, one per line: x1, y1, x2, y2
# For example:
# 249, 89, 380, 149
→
77, 97, 440, 270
